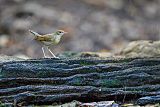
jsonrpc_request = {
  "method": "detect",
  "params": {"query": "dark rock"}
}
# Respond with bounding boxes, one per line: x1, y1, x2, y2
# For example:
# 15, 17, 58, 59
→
137, 95, 160, 106
0, 57, 160, 106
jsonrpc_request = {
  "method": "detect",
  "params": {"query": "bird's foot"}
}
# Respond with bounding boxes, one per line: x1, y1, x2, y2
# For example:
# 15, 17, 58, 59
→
43, 56, 50, 59
43, 56, 60, 59
52, 56, 60, 59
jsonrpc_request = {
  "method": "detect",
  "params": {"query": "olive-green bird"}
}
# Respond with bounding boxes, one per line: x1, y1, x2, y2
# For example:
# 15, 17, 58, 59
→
29, 29, 67, 58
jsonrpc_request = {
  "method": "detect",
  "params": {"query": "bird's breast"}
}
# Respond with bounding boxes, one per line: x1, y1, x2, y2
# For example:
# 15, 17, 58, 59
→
52, 37, 61, 44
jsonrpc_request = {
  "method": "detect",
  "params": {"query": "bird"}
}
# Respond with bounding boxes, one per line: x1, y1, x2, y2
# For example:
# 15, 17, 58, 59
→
29, 29, 67, 58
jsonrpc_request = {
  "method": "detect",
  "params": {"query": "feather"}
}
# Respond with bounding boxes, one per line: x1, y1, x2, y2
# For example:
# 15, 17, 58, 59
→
29, 30, 41, 36
34, 35, 52, 42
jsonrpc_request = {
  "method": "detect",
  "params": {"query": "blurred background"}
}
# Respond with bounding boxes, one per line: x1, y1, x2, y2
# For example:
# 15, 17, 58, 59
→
0, 0, 160, 58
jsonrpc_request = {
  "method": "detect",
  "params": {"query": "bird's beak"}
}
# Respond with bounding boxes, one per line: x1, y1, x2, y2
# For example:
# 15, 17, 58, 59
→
64, 31, 68, 34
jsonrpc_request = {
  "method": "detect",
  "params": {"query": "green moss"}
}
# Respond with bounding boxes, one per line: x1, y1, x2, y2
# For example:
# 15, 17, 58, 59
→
0, 102, 12, 107
69, 77, 84, 86
100, 79, 122, 88
68, 76, 95, 86
37, 71, 55, 78
79, 61, 94, 66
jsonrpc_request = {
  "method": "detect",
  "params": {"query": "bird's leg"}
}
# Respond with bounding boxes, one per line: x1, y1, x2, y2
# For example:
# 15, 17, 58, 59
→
47, 47, 58, 58
42, 47, 47, 58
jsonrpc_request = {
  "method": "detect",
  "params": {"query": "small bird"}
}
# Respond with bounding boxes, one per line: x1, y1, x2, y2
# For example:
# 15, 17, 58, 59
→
29, 29, 67, 58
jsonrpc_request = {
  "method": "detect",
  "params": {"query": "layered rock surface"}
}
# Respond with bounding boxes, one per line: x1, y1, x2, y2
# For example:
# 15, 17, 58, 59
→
0, 56, 160, 106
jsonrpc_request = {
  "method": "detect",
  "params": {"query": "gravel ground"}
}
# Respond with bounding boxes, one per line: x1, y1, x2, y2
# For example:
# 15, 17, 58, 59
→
0, 0, 160, 58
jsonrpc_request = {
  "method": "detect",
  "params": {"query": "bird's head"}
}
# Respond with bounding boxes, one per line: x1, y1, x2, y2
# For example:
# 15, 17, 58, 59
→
55, 30, 67, 37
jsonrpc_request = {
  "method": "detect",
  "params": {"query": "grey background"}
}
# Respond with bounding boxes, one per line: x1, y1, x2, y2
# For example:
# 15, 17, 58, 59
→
0, 0, 160, 58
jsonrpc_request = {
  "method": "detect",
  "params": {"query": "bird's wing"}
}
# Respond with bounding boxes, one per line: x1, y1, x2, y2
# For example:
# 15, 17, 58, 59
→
35, 35, 52, 42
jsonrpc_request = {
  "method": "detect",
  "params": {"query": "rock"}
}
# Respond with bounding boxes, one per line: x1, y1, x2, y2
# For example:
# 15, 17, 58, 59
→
80, 101, 118, 107
50, 101, 119, 107
13, 54, 30, 59
136, 95, 160, 106
0, 35, 9, 48
57, 51, 112, 58
0, 55, 26, 63
0, 102, 13, 107
53, 101, 80, 107
119, 40, 160, 57
57, 51, 80, 58
0, 57, 160, 106
79, 52, 112, 58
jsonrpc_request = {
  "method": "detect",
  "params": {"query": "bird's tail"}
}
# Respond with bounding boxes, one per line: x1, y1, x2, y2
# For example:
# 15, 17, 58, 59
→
29, 30, 42, 40
29, 30, 41, 36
